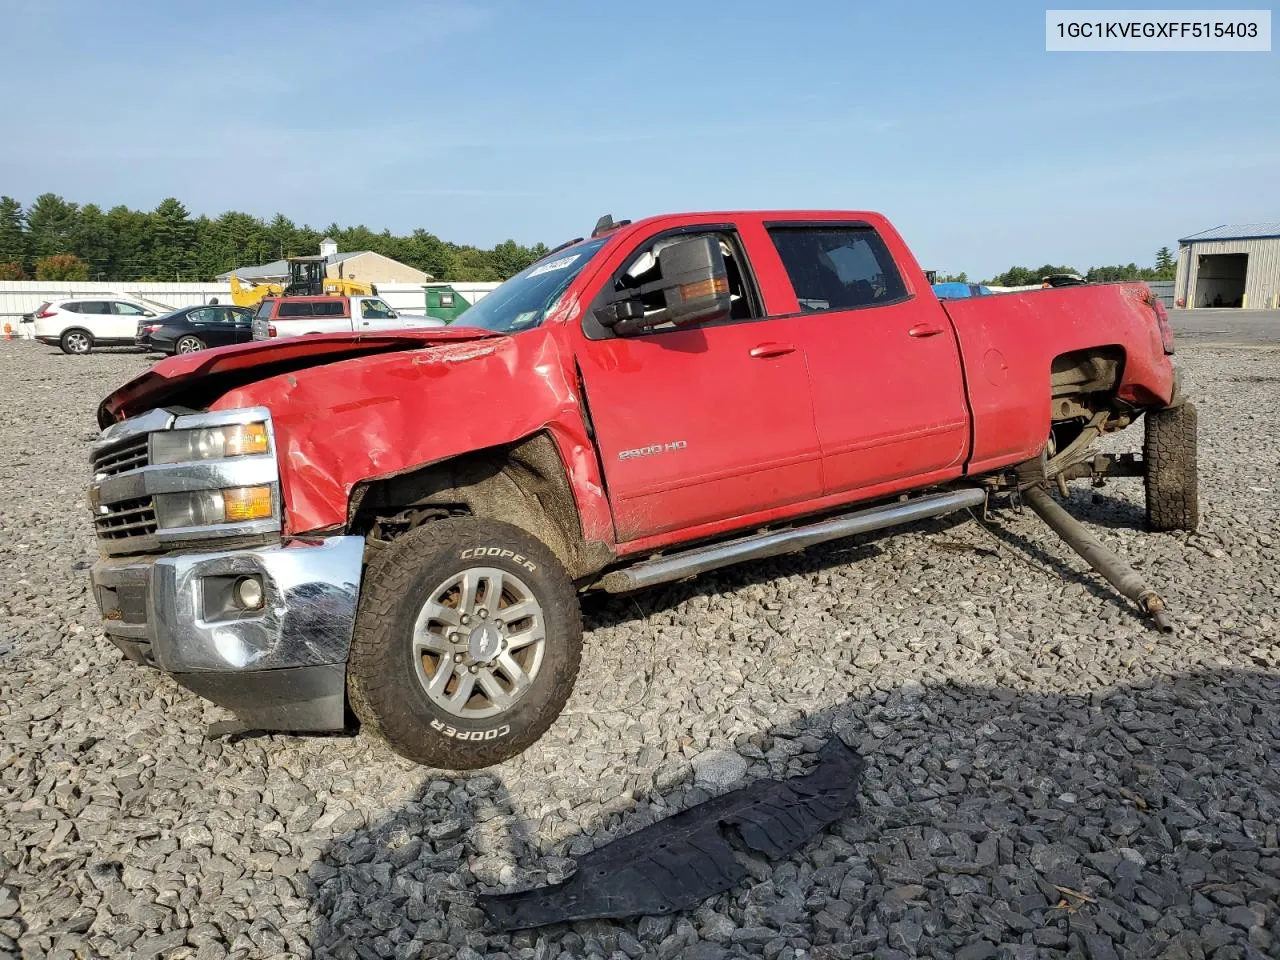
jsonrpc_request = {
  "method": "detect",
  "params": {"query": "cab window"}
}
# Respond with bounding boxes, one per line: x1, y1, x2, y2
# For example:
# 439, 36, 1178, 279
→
767, 225, 907, 312
360, 299, 394, 319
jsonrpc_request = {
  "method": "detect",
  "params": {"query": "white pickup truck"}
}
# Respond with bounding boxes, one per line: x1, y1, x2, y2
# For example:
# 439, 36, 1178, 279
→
251, 295, 445, 341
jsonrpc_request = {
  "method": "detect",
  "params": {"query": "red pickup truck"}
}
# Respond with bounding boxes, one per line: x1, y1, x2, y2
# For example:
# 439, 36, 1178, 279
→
89, 210, 1194, 769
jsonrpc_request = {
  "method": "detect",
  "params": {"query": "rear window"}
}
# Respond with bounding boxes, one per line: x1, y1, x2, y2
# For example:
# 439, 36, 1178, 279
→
254, 301, 274, 320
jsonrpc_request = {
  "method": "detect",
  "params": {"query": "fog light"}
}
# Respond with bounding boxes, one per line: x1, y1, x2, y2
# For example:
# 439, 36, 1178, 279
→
234, 576, 265, 610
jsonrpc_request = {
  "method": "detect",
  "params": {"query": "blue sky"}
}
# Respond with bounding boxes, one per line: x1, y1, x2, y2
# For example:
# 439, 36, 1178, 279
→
1, 0, 1276, 278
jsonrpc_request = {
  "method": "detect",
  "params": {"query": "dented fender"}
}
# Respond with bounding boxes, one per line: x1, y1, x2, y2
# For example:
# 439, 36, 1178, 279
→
196, 328, 615, 544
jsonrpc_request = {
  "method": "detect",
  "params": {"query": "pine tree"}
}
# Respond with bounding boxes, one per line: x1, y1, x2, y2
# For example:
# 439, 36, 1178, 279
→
25, 193, 79, 260
0, 196, 26, 268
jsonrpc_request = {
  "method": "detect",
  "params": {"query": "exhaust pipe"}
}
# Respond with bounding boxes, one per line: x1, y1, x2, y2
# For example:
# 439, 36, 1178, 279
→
1022, 484, 1174, 633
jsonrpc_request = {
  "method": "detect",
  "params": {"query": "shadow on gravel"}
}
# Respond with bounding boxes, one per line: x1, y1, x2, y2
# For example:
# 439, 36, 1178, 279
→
1059, 490, 1151, 532
305, 667, 1280, 959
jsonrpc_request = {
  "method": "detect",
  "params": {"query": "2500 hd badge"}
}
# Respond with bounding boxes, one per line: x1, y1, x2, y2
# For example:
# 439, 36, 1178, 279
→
618, 440, 688, 461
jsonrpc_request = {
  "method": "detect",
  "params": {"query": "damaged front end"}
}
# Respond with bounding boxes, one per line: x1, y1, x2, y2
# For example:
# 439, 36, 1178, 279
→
478, 738, 865, 930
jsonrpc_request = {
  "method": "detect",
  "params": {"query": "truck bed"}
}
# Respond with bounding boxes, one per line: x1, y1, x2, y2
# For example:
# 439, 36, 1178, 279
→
940, 282, 1176, 475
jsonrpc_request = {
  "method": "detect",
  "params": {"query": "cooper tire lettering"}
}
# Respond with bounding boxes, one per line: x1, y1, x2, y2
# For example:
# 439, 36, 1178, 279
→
460, 545, 536, 572
429, 718, 511, 741
347, 518, 581, 769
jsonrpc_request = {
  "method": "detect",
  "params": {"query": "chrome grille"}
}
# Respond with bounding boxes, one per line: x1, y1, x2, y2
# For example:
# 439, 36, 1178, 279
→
93, 435, 149, 478
94, 496, 158, 541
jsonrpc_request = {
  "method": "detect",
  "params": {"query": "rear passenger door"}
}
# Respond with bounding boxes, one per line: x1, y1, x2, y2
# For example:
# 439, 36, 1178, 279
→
766, 222, 970, 497
70, 301, 118, 339
228, 307, 255, 343
187, 306, 238, 346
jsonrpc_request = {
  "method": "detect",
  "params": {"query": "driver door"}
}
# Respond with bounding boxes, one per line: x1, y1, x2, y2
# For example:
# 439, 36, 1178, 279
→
573, 226, 822, 543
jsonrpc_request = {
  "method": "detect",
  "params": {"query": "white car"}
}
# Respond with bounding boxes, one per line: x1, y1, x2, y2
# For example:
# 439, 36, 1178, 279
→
32, 297, 161, 354
251, 295, 445, 341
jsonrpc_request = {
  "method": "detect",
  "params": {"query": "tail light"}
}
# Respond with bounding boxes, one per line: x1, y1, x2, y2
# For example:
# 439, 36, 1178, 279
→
267, 324, 278, 338
140, 324, 160, 335
36, 306, 57, 319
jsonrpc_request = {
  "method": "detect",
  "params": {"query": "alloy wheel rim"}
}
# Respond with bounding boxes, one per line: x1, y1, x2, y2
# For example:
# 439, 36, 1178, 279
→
67, 333, 88, 353
412, 566, 546, 719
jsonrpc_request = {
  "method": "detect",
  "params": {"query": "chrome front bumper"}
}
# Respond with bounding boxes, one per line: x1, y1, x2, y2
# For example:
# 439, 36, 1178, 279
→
91, 536, 365, 731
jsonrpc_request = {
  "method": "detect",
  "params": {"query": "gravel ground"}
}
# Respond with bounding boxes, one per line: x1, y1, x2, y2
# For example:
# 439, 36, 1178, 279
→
1, 339, 1277, 960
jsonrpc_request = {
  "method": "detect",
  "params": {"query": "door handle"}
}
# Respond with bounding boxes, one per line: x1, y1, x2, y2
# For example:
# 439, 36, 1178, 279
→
749, 342, 796, 358
908, 323, 944, 338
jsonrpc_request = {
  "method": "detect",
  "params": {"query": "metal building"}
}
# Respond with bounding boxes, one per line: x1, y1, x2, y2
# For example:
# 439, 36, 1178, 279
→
1175, 223, 1280, 309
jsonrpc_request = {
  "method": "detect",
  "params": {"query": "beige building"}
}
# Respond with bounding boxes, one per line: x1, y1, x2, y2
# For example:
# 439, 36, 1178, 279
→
218, 238, 432, 286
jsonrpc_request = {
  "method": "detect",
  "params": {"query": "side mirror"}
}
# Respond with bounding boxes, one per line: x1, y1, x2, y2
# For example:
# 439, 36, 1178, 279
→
593, 299, 645, 332
657, 236, 731, 326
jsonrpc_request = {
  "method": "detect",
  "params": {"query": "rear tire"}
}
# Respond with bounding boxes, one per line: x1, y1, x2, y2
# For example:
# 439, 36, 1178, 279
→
1144, 402, 1199, 532
175, 335, 206, 354
60, 329, 93, 355
347, 518, 582, 769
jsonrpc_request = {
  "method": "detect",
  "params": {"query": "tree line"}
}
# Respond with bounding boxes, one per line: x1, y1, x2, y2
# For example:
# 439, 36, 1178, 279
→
1, 192, 1183, 289
938, 248, 1177, 287
0, 193, 552, 283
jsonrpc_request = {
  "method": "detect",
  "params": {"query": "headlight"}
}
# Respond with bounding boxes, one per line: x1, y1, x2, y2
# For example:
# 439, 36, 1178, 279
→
151, 422, 270, 464
154, 485, 274, 529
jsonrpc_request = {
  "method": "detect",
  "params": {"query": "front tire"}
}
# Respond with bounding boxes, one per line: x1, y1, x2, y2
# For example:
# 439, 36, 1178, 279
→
60, 329, 93, 355
1144, 402, 1199, 531
347, 518, 582, 769
175, 335, 206, 354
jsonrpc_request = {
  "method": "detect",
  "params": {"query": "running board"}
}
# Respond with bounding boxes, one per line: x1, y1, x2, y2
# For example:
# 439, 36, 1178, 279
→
597, 488, 987, 594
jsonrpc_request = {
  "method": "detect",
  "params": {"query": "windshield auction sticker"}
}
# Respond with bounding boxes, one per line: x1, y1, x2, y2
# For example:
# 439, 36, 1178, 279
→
1046, 9, 1271, 50
527, 254, 581, 278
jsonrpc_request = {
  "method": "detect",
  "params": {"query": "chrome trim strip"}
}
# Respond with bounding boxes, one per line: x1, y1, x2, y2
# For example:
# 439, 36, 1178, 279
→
171, 406, 273, 430
153, 517, 280, 542
97, 456, 278, 504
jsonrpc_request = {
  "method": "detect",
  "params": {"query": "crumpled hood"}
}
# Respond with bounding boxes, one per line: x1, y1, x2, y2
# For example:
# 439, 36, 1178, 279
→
97, 327, 503, 427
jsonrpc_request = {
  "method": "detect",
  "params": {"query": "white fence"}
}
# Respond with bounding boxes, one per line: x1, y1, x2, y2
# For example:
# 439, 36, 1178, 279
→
0, 280, 501, 340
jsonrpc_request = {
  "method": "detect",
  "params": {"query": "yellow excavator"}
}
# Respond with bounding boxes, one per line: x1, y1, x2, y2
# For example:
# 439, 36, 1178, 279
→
229, 256, 376, 307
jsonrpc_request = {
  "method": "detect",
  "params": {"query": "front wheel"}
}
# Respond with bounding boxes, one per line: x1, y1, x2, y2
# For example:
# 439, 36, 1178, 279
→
1144, 402, 1199, 531
347, 518, 582, 769
175, 335, 206, 354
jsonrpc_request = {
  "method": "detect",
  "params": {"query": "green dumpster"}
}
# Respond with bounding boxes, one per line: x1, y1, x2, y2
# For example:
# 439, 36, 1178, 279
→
423, 284, 471, 323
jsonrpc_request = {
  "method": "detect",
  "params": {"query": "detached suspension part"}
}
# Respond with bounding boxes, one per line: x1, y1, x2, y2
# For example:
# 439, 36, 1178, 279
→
1022, 484, 1174, 633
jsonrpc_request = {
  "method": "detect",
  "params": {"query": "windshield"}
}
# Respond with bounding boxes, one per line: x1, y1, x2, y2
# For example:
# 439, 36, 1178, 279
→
454, 237, 608, 333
